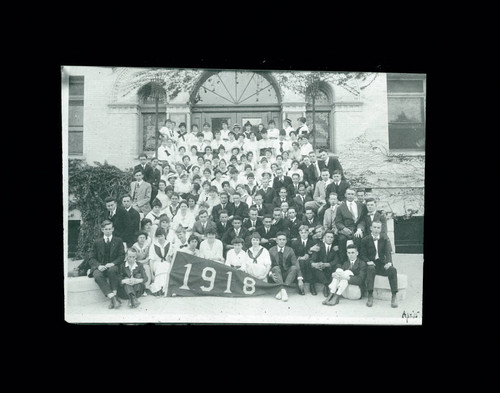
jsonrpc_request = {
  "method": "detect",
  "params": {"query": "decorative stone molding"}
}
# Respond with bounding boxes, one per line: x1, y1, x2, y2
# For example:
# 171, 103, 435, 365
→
333, 101, 363, 112
108, 103, 140, 114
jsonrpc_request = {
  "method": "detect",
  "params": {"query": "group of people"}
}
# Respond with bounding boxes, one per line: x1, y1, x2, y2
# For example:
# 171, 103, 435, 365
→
86, 118, 399, 310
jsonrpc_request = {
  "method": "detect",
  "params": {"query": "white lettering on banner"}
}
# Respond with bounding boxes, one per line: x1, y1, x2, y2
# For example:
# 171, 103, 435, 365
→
224, 271, 233, 293
243, 277, 256, 295
200, 267, 216, 292
180, 263, 193, 289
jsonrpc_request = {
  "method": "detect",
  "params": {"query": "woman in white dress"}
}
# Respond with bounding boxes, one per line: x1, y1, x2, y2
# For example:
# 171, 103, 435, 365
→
171, 200, 196, 235
198, 228, 224, 263
287, 160, 304, 182
174, 171, 193, 197
155, 180, 170, 215
243, 131, 260, 159
240, 232, 271, 281
148, 227, 175, 296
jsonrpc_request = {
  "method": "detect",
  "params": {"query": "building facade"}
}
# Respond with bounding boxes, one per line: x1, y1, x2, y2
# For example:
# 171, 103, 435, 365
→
63, 66, 426, 253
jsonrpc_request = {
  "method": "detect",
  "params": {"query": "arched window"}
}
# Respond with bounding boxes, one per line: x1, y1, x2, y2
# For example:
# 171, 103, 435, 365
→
139, 92, 166, 153
306, 84, 333, 150
191, 71, 281, 135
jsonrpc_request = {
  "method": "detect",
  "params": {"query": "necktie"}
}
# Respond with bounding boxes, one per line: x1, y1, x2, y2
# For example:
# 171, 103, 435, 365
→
265, 227, 269, 234
350, 261, 354, 270
349, 202, 356, 220
105, 237, 110, 244
280, 142, 283, 153
133, 182, 139, 200
326, 245, 330, 254
303, 240, 306, 247
278, 249, 284, 265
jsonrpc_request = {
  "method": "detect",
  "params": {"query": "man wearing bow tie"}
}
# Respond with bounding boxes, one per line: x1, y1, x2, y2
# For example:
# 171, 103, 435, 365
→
360, 220, 398, 308
363, 198, 388, 234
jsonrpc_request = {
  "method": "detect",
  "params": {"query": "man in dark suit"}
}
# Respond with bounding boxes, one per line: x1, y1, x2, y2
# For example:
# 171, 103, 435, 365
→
211, 192, 235, 223
293, 183, 312, 219
309, 230, 341, 297
318, 149, 344, 178
256, 174, 276, 206
133, 153, 155, 184
325, 170, 350, 202
215, 209, 233, 240
121, 194, 141, 247
272, 167, 293, 195
272, 187, 295, 209
334, 188, 366, 263
104, 196, 131, 250
283, 206, 301, 241
291, 224, 319, 295
252, 193, 271, 219
299, 155, 318, 189
230, 193, 249, 220
302, 207, 320, 233
324, 244, 367, 306
149, 157, 162, 204
221, 216, 250, 253
289, 174, 302, 198
243, 207, 262, 233
360, 220, 398, 308
363, 198, 388, 234
257, 215, 278, 250
192, 209, 218, 242
268, 232, 305, 300
88, 220, 126, 309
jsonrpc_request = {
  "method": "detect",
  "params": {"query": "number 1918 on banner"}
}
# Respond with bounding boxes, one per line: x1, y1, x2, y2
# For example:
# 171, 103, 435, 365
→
179, 264, 257, 295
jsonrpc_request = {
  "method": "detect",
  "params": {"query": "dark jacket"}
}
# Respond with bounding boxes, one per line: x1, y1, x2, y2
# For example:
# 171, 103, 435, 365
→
334, 201, 366, 234
88, 236, 125, 273
325, 179, 351, 202
107, 207, 131, 246
359, 233, 393, 266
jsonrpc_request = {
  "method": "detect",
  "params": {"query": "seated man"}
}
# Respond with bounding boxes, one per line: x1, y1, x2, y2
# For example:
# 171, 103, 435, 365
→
268, 232, 305, 301
291, 225, 319, 295
215, 209, 233, 239
322, 192, 340, 233
360, 220, 398, 308
242, 207, 262, 233
221, 215, 250, 253
334, 188, 366, 263
283, 206, 301, 241
309, 230, 341, 297
117, 248, 147, 308
192, 209, 217, 242
323, 244, 367, 306
257, 214, 278, 250
302, 207, 320, 234
363, 197, 388, 234
88, 220, 125, 309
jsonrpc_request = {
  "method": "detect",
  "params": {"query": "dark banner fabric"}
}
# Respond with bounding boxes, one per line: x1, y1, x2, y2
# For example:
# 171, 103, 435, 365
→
167, 252, 284, 297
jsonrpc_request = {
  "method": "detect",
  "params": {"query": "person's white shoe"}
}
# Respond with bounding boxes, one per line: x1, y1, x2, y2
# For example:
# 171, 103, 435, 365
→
275, 290, 282, 300
281, 288, 288, 302
142, 291, 148, 297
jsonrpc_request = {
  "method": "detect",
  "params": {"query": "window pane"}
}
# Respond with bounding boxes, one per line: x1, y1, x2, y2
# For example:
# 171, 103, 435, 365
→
69, 130, 83, 155
305, 111, 329, 148
306, 90, 330, 105
388, 97, 423, 123
69, 76, 84, 96
69, 100, 84, 126
388, 124, 425, 150
142, 113, 166, 152
387, 79, 423, 93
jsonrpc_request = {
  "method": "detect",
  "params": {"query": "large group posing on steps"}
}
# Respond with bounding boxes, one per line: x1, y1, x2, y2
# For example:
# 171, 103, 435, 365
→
83, 118, 399, 310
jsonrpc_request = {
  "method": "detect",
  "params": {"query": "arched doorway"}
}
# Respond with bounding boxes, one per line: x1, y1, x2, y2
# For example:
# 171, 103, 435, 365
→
190, 71, 282, 133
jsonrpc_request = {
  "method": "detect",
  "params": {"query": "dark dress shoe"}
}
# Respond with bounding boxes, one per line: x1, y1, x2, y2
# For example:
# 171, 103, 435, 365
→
323, 285, 330, 297
108, 298, 115, 309
391, 294, 398, 308
366, 294, 374, 307
310, 283, 317, 296
111, 296, 121, 309
322, 293, 334, 305
327, 294, 340, 306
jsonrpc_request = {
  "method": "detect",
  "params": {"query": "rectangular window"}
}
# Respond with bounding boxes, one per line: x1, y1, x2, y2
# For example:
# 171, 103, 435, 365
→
68, 76, 84, 155
387, 75, 426, 152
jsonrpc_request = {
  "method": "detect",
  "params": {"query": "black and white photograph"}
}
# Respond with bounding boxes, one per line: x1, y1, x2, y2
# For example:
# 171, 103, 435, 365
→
62, 65, 425, 325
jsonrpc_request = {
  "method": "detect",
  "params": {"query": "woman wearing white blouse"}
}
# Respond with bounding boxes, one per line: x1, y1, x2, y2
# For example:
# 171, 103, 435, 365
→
287, 160, 304, 182
172, 200, 196, 234
225, 238, 250, 269
198, 229, 224, 263
148, 227, 174, 295
155, 180, 170, 215
240, 233, 271, 281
